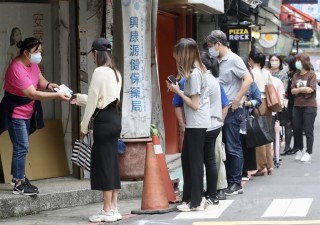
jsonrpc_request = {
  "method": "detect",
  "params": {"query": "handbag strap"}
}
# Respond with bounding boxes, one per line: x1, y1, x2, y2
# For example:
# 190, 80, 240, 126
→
267, 73, 273, 85
256, 107, 262, 116
92, 109, 101, 120
89, 109, 101, 130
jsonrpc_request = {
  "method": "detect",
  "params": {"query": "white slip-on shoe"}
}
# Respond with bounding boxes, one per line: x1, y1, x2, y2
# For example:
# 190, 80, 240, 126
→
89, 209, 117, 222
300, 152, 311, 162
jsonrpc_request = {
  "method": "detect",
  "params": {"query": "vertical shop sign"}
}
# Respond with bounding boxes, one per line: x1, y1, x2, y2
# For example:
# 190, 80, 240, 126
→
121, 0, 152, 138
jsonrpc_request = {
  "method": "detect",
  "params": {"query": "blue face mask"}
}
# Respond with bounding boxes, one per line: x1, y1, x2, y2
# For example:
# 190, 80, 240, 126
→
295, 61, 302, 70
209, 48, 219, 58
29, 52, 42, 64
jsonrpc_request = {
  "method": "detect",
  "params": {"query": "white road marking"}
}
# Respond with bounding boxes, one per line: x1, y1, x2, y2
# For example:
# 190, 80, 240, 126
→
174, 200, 233, 220
262, 198, 313, 217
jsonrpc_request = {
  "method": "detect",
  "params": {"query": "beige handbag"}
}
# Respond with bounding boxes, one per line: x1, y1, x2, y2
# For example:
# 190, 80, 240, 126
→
265, 75, 282, 112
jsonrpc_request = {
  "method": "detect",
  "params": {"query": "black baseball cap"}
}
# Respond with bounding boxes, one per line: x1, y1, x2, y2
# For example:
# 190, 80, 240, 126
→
87, 38, 112, 54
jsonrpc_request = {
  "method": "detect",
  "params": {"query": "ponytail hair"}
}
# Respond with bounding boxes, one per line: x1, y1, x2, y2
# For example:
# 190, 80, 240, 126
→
249, 48, 266, 69
19, 37, 42, 55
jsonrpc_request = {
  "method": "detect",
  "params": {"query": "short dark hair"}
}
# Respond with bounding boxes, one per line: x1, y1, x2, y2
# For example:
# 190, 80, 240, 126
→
206, 30, 228, 47
19, 37, 42, 55
200, 51, 219, 77
249, 48, 266, 69
295, 53, 312, 71
284, 55, 296, 73
268, 54, 283, 70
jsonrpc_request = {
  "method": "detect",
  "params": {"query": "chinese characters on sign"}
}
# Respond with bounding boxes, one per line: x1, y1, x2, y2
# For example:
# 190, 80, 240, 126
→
33, 13, 45, 75
129, 16, 142, 112
33, 13, 44, 39
121, 0, 152, 138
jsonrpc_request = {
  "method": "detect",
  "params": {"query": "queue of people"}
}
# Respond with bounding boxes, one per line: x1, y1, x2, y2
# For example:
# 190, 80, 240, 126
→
167, 30, 317, 212
0, 32, 318, 221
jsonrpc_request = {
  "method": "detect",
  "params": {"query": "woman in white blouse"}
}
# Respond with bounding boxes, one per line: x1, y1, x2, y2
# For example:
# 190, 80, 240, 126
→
72, 38, 122, 223
248, 49, 274, 176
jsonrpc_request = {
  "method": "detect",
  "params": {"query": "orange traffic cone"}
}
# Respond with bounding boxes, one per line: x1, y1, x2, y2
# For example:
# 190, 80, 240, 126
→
141, 143, 169, 210
152, 135, 177, 203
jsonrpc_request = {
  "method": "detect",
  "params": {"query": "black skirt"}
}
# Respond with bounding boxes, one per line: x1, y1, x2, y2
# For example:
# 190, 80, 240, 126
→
90, 101, 122, 191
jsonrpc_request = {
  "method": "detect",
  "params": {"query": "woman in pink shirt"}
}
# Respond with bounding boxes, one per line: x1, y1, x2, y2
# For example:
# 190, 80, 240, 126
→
0, 37, 70, 196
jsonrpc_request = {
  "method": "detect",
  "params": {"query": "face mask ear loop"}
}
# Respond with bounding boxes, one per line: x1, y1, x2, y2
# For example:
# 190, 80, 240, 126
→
23, 50, 31, 62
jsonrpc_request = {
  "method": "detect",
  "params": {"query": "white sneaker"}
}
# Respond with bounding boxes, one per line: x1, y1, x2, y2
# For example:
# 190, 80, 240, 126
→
113, 208, 122, 220
89, 209, 117, 222
177, 202, 191, 212
191, 197, 208, 211
177, 197, 208, 212
300, 152, 311, 162
294, 150, 305, 161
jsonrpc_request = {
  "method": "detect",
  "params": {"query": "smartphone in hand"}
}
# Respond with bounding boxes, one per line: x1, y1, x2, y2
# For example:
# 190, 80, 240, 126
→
167, 75, 177, 85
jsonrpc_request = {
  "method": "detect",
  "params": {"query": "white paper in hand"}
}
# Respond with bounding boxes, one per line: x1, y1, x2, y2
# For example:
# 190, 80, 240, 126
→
54, 84, 73, 97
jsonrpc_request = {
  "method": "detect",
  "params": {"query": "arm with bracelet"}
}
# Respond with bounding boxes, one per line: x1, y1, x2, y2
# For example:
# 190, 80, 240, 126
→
38, 72, 59, 91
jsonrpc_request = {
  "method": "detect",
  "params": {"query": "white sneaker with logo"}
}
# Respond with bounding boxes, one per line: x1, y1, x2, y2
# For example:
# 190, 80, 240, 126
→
89, 209, 117, 222
294, 150, 305, 161
300, 152, 311, 162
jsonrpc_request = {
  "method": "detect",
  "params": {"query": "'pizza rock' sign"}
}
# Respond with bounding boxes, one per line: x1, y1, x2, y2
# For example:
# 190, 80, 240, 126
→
226, 27, 252, 42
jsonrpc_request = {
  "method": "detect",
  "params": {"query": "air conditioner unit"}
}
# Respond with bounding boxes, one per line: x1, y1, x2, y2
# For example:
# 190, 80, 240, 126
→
158, 0, 224, 14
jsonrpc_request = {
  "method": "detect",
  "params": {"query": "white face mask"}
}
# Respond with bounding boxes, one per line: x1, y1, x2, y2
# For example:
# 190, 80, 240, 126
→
282, 64, 289, 73
209, 47, 219, 57
29, 52, 42, 64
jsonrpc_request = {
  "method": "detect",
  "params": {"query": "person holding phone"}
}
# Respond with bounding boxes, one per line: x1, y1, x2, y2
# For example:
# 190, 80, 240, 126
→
167, 75, 177, 85
167, 38, 210, 212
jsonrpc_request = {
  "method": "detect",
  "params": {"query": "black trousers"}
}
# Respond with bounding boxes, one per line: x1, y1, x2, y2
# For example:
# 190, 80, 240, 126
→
204, 128, 221, 197
181, 128, 206, 208
293, 106, 317, 154
240, 134, 257, 174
